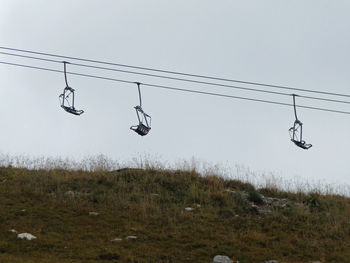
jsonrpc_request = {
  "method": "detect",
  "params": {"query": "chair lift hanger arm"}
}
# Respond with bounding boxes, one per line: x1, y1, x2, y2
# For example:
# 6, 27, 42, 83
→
63, 61, 70, 87
292, 94, 298, 121
136, 82, 142, 108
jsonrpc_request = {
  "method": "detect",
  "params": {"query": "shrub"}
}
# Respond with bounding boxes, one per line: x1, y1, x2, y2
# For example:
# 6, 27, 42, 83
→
248, 189, 264, 205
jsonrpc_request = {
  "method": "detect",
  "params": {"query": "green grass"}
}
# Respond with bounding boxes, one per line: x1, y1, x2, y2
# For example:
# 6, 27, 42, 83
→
1, 167, 350, 262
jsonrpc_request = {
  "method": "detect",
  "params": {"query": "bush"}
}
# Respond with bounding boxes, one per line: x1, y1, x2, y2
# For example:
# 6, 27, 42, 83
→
304, 193, 322, 210
248, 190, 264, 205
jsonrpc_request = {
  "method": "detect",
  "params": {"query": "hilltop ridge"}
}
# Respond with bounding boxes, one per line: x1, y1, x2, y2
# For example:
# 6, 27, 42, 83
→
0, 167, 350, 262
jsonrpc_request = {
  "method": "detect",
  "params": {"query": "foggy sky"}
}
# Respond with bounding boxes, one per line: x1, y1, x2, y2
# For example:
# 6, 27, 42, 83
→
1, 0, 350, 188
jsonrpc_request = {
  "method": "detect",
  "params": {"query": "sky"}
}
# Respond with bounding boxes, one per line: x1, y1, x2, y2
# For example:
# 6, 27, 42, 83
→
1, 1, 350, 189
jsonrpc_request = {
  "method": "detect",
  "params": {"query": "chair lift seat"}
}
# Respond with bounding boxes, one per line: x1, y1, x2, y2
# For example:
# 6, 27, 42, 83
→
291, 139, 312, 150
130, 123, 151, 136
61, 105, 84, 116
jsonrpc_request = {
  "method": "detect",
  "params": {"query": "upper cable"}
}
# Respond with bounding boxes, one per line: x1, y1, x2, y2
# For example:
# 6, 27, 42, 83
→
1, 60, 350, 116
1, 46, 350, 99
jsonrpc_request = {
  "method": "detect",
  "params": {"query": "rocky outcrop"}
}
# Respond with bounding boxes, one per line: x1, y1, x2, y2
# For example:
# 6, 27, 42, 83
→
213, 255, 232, 263
89, 212, 99, 216
225, 189, 302, 214
17, 233, 37, 240
212, 256, 322, 263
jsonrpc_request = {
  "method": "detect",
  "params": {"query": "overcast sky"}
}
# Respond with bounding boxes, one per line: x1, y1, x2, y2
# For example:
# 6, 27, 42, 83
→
1, 1, 350, 188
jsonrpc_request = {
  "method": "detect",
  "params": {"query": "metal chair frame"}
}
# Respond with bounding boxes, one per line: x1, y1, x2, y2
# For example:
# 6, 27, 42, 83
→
130, 82, 151, 136
59, 62, 84, 116
289, 94, 312, 149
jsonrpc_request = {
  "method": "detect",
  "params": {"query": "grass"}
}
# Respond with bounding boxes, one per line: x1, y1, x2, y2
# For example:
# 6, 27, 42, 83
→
0, 166, 350, 262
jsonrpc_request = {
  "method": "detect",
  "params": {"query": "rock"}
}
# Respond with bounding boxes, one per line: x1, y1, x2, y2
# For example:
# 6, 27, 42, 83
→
265, 260, 278, 263
196, 204, 201, 208
250, 204, 260, 214
126, 235, 137, 240
213, 255, 233, 263
89, 212, 99, 216
111, 238, 122, 242
185, 207, 194, 211
9, 229, 17, 233
17, 233, 37, 240
18, 209, 27, 215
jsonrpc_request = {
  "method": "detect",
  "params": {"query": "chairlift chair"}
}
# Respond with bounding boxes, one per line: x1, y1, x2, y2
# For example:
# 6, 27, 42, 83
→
59, 61, 84, 116
130, 83, 151, 136
289, 94, 312, 149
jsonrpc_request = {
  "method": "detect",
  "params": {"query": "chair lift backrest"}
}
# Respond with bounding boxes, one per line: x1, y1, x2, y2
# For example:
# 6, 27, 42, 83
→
289, 119, 302, 142
60, 86, 74, 107
135, 106, 151, 127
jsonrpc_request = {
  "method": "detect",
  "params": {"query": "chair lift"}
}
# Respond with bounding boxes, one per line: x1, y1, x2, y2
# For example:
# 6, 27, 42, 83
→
59, 61, 84, 116
288, 94, 312, 150
130, 82, 151, 136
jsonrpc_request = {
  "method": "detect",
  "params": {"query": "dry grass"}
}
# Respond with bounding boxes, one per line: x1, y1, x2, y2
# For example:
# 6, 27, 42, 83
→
0, 165, 350, 262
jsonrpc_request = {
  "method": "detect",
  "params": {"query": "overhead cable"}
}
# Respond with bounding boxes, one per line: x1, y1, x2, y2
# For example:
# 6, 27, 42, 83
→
1, 51, 350, 105
1, 46, 350, 99
1, 60, 350, 116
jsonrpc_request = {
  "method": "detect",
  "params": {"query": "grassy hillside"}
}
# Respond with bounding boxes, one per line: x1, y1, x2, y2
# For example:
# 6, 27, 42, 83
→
0, 167, 350, 262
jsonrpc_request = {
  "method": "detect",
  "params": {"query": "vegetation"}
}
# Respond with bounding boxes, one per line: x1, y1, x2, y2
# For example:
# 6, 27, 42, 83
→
0, 166, 350, 262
